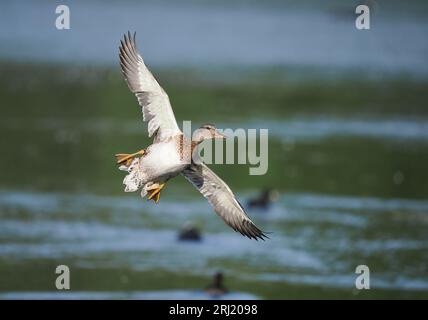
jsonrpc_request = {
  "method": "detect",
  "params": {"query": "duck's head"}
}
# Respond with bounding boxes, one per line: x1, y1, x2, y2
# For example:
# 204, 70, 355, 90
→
193, 123, 227, 144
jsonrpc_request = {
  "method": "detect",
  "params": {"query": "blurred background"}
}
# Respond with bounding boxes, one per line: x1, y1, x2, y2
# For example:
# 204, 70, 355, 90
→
0, 0, 427, 299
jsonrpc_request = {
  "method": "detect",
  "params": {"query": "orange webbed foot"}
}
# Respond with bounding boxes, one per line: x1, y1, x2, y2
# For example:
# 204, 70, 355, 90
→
147, 183, 165, 204
115, 149, 145, 166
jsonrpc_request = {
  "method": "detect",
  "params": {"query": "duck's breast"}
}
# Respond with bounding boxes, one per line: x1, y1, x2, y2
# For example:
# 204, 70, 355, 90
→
140, 140, 186, 182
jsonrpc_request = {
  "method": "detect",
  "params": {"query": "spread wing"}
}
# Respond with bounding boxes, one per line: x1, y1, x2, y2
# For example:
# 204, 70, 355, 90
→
183, 163, 268, 240
119, 32, 181, 142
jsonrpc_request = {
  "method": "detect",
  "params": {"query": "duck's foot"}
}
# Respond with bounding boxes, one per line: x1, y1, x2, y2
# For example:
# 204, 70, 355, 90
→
115, 149, 145, 166
147, 183, 166, 204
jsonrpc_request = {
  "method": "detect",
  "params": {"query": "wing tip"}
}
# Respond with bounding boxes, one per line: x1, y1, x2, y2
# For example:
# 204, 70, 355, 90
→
119, 30, 138, 56
252, 231, 270, 241
256, 230, 271, 241
240, 220, 270, 241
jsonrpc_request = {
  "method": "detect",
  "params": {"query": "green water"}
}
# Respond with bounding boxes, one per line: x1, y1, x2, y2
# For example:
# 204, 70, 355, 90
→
0, 62, 427, 299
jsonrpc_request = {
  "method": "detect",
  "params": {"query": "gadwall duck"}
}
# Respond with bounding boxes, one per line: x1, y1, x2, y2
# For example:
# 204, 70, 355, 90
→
115, 32, 267, 240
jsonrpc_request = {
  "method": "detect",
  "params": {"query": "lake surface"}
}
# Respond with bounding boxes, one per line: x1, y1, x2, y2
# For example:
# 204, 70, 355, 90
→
0, 0, 427, 299
1, 65, 427, 299
0, 0, 428, 75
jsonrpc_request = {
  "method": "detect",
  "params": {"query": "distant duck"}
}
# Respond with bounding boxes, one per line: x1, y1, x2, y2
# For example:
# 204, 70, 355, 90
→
205, 272, 228, 297
178, 223, 202, 242
247, 188, 279, 210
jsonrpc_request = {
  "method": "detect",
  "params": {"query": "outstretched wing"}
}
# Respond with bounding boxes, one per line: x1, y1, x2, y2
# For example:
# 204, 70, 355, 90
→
119, 32, 181, 141
183, 163, 268, 240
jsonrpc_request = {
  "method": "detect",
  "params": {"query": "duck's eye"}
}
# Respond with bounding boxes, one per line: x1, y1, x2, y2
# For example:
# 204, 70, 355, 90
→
202, 123, 215, 130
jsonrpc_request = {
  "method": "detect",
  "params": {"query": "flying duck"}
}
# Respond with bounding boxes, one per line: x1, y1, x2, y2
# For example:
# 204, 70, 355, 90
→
115, 32, 267, 240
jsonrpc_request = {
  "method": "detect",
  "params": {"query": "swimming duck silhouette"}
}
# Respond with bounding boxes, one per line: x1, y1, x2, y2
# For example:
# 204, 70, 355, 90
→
205, 272, 228, 297
178, 223, 202, 242
247, 188, 279, 210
